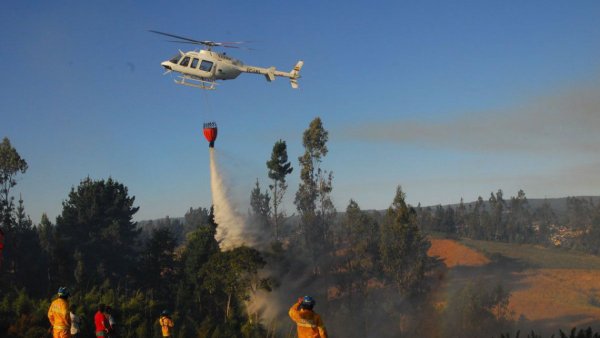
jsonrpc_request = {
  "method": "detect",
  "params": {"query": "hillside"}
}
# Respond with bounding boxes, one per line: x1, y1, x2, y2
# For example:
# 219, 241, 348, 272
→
439, 196, 600, 217
428, 237, 600, 334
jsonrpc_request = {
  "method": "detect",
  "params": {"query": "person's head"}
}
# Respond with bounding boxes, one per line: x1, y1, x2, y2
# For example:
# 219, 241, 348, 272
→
161, 309, 170, 317
57, 287, 70, 299
105, 306, 112, 314
299, 296, 315, 311
98, 303, 106, 312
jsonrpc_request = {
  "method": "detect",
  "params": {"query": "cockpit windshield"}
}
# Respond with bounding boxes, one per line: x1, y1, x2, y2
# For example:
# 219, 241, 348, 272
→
169, 54, 181, 64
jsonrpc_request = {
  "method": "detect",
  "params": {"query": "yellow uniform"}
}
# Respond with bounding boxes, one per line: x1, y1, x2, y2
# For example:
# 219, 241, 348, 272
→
159, 315, 174, 337
288, 300, 327, 338
48, 297, 71, 338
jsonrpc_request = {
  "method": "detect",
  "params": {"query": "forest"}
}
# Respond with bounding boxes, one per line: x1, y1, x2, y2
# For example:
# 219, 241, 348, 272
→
2, 118, 600, 338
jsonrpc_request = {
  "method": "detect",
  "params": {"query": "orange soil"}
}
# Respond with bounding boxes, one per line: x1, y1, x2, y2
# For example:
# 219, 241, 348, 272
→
428, 238, 490, 267
428, 238, 600, 329
509, 269, 600, 326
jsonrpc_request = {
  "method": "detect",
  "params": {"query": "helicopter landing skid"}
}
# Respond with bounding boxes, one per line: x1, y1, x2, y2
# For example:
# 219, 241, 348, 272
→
174, 76, 216, 90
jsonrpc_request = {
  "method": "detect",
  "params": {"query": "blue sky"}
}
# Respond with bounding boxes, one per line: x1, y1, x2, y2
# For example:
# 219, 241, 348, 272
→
1, 1, 599, 223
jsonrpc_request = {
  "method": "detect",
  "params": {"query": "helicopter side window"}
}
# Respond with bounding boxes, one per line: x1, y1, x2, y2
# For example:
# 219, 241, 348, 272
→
179, 56, 190, 67
200, 60, 213, 72
191, 58, 199, 69
169, 54, 181, 64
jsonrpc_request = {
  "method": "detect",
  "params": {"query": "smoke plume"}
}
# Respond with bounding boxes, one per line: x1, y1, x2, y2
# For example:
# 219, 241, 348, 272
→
340, 82, 600, 155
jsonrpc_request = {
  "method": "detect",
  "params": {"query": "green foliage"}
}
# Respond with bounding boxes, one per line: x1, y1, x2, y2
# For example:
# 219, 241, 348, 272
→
331, 199, 380, 336
241, 320, 268, 338
294, 117, 336, 273
338, 199, 380, 286
201, 246, 268, 322
461, 237, 600, 270
267, 139, 293, 239
0, 137, 28, 232
415, 189, 600, 256
380, 186, 432, 295
141, 226, 177, 299
0, 138, 42, 296
55, 177, 140, 286
3, 197, 47, 297
184, 206, 210, 232
249, 179, 271, 231
444, 280, 513, 338
500, 327, 600, 338
267, 139, 293, 183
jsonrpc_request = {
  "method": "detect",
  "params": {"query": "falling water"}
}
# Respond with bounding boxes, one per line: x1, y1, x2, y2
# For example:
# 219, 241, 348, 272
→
209, 147, 254, 250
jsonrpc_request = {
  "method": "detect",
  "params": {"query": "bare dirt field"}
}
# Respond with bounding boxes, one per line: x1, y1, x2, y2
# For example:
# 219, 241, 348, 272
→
428, 238, 490, 268
428, 238, 600, 332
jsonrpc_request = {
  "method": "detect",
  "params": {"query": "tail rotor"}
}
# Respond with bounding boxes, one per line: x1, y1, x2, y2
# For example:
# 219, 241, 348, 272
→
290, 60, 304, 89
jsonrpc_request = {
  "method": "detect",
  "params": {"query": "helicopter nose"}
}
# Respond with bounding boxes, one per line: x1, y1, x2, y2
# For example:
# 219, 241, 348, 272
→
161, 61, 172, 70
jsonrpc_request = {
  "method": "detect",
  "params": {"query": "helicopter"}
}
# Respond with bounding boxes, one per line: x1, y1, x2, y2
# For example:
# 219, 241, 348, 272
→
150, 30, 303, 90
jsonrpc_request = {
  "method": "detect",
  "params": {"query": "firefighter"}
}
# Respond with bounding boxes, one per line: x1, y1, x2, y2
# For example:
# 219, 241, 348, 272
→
288, 296, 328, 338
48, 287, 71, 338
95, 303, 109, 337
159, 310, 174, 337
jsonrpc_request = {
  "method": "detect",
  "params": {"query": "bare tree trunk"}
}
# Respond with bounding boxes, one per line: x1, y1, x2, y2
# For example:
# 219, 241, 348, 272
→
274, 184, 279, 240
226, 293, 232, 321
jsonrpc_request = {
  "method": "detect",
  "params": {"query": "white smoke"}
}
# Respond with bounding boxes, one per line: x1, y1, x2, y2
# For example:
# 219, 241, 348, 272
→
209, 148, 256, 250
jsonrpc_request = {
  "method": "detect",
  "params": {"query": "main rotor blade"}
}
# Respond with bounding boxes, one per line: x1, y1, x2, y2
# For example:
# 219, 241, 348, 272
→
167, 40, 203, 45
149, 30, 203, 44
220, 41, 251, 45
151, 30, 255, 50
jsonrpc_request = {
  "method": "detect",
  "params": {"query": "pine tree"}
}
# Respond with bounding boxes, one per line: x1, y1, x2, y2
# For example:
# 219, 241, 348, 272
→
249, 179, 271, 232
379, 186, 431, 295
55, 177, 140, 285
266, 140, 293, 240
0, 137, 28, 232
142, 226, 177, 298
337, 199, 379, 336
456, 198, 467, 236
6, 196, 46, 296
184, 206, 210, 233
0, 137, 28, 279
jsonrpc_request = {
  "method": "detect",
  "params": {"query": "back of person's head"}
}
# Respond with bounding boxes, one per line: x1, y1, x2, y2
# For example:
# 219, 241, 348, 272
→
57, 286, 70, 299
161, 309, 170, 317
300, 296, 315, 311
98, 303, 106, 312
105, 306, 112, 314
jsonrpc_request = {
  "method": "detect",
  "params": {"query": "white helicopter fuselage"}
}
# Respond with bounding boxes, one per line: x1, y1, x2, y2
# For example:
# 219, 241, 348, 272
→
161, 50, 242, 80
161, 49, 303, 90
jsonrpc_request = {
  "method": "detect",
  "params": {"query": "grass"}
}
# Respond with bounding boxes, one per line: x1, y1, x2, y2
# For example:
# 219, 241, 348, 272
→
459, 238, 600, 270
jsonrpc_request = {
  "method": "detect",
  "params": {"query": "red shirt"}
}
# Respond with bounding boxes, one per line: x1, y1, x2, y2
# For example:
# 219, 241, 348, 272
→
94, 311, 107, 332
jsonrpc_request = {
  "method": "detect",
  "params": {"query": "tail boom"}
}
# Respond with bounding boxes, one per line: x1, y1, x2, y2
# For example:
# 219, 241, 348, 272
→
240, 60, 303, 88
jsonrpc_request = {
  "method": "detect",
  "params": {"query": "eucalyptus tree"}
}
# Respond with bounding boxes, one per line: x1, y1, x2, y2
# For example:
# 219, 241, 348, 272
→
294, 117, 335, 273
